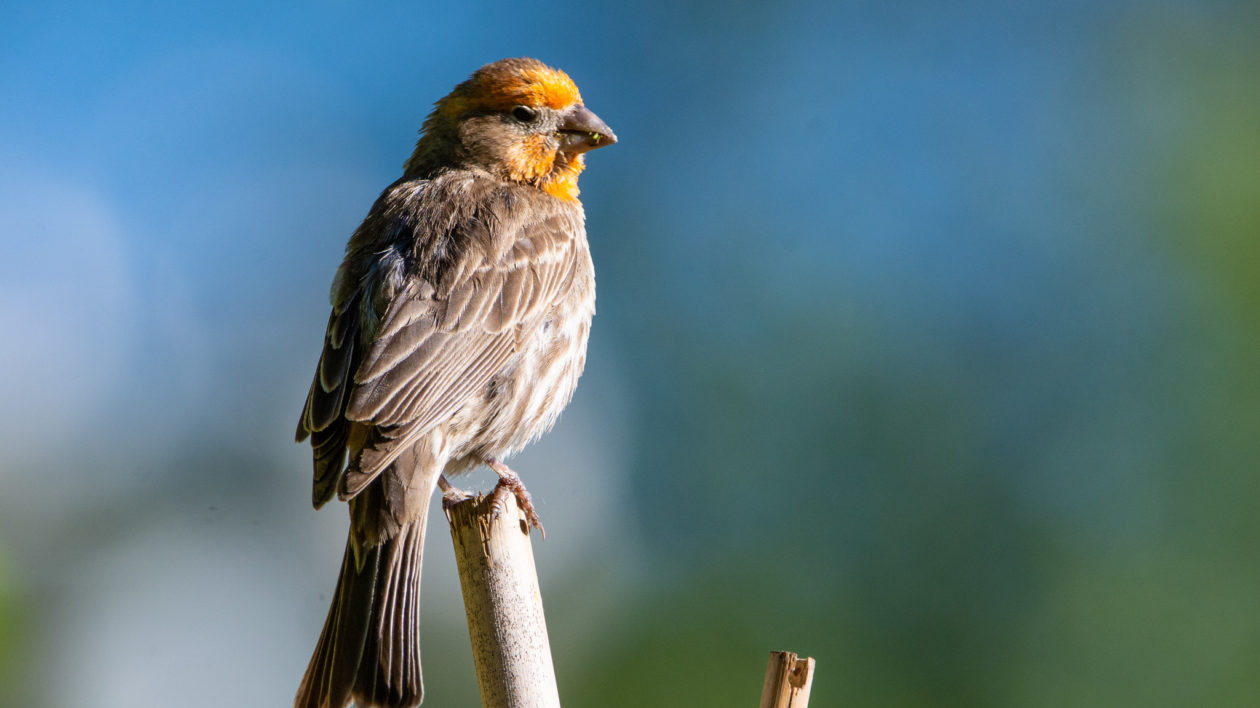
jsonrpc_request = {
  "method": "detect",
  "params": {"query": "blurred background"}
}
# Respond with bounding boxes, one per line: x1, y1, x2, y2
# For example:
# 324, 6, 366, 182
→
2, 0, 1258, 706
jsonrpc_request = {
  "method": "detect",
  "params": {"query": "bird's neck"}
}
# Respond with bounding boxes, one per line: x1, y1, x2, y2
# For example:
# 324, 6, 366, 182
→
405, 133, 585, 202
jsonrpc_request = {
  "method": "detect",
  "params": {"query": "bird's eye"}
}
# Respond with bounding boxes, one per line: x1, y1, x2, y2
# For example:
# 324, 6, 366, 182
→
512, 106, 539, 123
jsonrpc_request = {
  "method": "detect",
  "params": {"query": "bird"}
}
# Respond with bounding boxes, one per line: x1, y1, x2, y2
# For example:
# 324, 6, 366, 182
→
292, 57, 615, 708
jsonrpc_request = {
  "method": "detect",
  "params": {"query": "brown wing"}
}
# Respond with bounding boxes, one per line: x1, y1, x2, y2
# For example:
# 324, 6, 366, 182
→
315, 208, 581, 501
296, 287, 365, 507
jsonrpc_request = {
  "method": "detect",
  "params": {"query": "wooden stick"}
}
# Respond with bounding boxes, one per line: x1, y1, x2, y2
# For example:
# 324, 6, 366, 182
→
444, 492, 560, 708
759, 651, 816, 708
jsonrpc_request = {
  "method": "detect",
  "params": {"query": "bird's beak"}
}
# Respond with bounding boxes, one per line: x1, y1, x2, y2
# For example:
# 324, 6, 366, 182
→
557, 105, 617, 153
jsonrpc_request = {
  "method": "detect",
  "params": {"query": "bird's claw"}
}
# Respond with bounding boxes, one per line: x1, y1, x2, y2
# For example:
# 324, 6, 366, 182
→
485, 458, 545, 538
437, 474, 472, 512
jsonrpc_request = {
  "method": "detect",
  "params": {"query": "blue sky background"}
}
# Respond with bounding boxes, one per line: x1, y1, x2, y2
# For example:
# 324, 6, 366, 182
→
2, 1, 1259, 706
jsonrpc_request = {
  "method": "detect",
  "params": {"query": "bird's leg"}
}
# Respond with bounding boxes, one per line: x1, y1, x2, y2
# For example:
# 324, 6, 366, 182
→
438, 474, 472, 512
484, 457, 545, 537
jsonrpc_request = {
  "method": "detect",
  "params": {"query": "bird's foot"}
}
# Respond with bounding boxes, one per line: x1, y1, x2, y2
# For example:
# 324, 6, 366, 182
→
438, 474, 473, 512
484, 457, 545, 538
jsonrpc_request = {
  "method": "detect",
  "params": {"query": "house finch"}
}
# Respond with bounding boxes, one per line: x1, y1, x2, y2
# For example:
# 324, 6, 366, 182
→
293, 57, 615, 708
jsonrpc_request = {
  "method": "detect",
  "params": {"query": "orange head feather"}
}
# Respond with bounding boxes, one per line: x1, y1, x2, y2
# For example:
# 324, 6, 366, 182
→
407, 58, 609, 201
441, 58, 582, 116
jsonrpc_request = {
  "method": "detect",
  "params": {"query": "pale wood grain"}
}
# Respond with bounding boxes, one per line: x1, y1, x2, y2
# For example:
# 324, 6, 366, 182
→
445, 493, 560, 708
759, 650, 816, 708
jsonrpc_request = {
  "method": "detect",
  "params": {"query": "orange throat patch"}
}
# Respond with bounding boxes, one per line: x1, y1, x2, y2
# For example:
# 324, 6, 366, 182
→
506, 135, 585, 201
541, 154, 585, 201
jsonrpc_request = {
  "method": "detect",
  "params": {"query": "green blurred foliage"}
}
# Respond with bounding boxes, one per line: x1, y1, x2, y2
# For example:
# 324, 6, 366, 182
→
0, 545, 29, 708
561, 6, 1260, 707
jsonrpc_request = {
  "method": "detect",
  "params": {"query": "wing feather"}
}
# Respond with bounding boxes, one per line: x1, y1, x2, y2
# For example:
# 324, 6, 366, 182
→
342, 214, 577, 484
297, 293, 365, 507
298, 296, 361, 440
355, 313, 441, 387
437, 275, 479, 331
298, 180, 583, 504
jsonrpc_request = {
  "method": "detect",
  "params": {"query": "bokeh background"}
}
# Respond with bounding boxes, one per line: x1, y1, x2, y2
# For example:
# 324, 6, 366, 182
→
2, 1, 1258, 706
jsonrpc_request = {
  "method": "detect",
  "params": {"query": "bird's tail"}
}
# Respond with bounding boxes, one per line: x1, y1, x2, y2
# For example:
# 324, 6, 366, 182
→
294, 518, 428, 708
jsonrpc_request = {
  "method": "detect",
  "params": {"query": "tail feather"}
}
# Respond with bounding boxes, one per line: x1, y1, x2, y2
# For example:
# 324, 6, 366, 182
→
353, 521, 426, 706
295, 520, 427, 708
